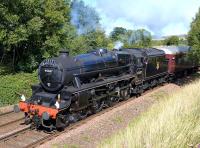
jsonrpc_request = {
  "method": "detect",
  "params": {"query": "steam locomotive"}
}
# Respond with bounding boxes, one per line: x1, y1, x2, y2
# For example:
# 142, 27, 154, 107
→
17, 46, 198, 130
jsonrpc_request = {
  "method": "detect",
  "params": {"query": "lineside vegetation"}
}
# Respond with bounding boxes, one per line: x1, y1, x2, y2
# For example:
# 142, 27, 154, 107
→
0, 65, 37, 106
100, 78, 200, 148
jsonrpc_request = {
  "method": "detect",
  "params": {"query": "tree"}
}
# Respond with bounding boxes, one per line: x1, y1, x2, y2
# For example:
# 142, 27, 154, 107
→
188, 8, 200, 63
110, 27, 127, 41
164, 36, 179, 45
69, 0, 111, 53
70, 0, 100, 35
84, 29, 110, 51
151, 40, 164, 46
110, 28, 152, 48
0, 0, 74, 72
123, 29, 152, 48
69, 29, 111, 54
69, 35, 88, 55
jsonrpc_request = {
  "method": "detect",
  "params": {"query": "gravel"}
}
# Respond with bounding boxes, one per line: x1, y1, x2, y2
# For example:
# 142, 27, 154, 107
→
0, 105, 14, 114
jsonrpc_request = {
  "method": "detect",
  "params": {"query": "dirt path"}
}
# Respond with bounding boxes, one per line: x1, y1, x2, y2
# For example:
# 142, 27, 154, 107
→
39, 83, 180, 148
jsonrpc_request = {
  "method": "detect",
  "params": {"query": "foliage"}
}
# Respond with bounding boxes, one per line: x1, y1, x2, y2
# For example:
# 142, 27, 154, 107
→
0, 0, 73, 72
179, 38, 188, 45
164, 35, 179, 45
0, 65, 38, 106
69, 0, 110, 53
84, 30, 111, 51
0, 0, 155, 74
151, 40, 164, 46
100, 78, 200, 148
69, 29, 111, 54
70, 0, 100, 35
110, 28, 152, 48
188, 8, 200, 63
125, 29, 152, 47
110, 27, 127, 41
0, 0, 111, 107
68, 35, 88, 55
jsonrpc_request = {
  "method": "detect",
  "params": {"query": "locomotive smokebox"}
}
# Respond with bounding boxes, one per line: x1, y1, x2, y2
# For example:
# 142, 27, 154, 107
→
38, 50, 77, 92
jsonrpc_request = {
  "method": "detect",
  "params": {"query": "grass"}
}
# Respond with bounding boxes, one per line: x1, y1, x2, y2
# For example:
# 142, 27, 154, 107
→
112, 116, 123, 124
52, 144, 79, 148
99, 79, 200, 148
0, 65, 38, 106
82, 135, 91, 142
150, 90, 168, 100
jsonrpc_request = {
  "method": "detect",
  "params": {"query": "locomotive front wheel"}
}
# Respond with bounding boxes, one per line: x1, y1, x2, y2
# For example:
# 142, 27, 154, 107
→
24, 115, 31, 125
56, 115, 69, 130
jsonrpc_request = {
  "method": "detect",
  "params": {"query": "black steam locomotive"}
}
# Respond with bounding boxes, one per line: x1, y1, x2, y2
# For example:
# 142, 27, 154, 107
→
18, 48, 172, 130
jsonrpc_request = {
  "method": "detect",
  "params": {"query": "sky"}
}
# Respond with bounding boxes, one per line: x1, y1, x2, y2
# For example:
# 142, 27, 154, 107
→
82, 0, 200, 37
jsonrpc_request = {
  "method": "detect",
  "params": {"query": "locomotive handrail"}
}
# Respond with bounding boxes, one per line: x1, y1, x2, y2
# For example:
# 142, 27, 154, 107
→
67, 74, 136, 93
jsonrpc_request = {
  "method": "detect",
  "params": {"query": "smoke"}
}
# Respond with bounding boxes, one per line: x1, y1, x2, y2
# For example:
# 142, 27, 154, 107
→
114, 41, 124, 49
71, 0, 100, 35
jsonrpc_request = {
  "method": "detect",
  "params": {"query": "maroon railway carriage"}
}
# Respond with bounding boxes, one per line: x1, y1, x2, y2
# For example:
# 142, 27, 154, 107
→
155, 46, 198, 77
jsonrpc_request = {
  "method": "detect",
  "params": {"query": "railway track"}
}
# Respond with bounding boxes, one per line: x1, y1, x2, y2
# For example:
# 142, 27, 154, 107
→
0, 111, 24, 123
0, 99, 136, 148
0, 111, 14, 117
0, 83, 168, 148
0, 111, 25, 136
0, 75, 197, 148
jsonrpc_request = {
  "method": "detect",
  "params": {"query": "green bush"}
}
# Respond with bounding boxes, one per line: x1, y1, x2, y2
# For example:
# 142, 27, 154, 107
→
0, 66, 38, 106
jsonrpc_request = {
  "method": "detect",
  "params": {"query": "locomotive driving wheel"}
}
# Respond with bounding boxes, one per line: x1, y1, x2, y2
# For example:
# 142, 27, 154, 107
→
106, 96, 116, 107
121, 88, 130, 100
91, 100, 104, 113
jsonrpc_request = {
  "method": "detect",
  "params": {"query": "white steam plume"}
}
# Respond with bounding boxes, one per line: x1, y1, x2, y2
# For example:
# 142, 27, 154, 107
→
114, 41, 124, 49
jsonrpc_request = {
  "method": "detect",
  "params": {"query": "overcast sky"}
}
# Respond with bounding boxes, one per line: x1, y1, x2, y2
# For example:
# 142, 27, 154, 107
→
83, 0, 200, 37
